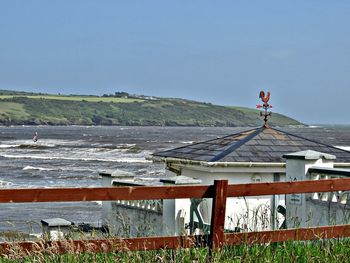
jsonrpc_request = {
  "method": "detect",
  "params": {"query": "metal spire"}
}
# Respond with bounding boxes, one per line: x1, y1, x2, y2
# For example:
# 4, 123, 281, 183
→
256, 91, 272, 127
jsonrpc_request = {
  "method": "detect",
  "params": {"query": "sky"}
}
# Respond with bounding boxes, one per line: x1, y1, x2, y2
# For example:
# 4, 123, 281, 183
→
0, 1, 350, 124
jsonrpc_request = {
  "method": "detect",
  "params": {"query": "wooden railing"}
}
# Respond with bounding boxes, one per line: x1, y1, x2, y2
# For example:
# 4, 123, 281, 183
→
2, 178, 350, 255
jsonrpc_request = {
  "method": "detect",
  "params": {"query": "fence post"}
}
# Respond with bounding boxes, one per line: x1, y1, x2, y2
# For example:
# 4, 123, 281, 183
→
209, 180, 228, 250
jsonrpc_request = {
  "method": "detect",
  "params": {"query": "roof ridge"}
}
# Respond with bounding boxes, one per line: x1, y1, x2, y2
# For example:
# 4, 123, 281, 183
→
154, 127, 259, 156
209, 126, 264, 162
271, 127, 350, 154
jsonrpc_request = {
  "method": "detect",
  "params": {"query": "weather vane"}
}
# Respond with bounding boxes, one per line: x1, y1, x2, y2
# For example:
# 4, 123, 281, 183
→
256, 91, 272, 127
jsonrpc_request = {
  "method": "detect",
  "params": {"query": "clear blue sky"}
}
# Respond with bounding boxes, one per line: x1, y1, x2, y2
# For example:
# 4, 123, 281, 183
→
1, 1, 349, 124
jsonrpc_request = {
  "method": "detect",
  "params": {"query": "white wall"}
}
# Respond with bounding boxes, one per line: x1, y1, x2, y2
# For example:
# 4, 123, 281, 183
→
168, 165, 285, 232
285, 156, 335, 228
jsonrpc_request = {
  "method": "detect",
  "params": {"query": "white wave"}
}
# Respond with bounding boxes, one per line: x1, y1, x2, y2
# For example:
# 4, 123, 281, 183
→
1, 154, 152, 163
23, 165, 54, 171
87, 144, 137, 151
92, 201, 102, 206
336, 146, 350, 151
22, 165, 96, 173
1, 139, 85, 148
180, 141, 195, 144
59, 167, 96, 172
116, 143, 136, 148
0, 144, 20, 148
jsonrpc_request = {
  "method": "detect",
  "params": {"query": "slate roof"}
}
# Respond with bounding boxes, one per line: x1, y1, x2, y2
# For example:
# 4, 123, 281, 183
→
153, 126, 350, 163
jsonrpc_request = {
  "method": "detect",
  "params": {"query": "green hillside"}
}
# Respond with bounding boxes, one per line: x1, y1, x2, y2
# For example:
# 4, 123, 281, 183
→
0, 90, 301, 126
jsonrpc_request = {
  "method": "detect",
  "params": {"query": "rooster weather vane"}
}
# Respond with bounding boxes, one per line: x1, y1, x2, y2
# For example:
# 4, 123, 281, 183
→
256, 91, 272, 127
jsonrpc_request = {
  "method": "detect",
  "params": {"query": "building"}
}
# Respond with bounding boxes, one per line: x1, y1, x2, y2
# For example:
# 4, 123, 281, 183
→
152, 125, 350, 232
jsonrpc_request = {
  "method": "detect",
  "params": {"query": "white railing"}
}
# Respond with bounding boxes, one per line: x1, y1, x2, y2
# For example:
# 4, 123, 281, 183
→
309, 167, 350, 205
114, 199, 163, 212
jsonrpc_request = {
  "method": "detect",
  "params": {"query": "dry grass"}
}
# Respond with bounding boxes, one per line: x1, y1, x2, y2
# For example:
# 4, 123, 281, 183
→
1, 238, 350, 262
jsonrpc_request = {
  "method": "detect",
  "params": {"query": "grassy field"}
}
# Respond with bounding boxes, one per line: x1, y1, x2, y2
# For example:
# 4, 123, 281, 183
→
0, 95, 144, 103
0, 91, 302, 126
0, 102, 30, 122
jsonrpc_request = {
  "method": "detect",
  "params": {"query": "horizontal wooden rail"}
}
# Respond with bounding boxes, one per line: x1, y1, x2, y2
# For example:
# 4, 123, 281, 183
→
227, 177, 350, 197
1, 178, 350, 203
2, 224, 350, 255
0, 185, 213, 203
225, 224, 350, 245
0, 235, 203, 255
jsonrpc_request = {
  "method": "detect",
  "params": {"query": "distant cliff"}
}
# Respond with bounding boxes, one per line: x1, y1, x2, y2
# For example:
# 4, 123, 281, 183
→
0, 90, 302, 126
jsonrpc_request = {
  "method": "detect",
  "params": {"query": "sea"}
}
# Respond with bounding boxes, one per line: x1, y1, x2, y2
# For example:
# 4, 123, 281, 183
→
0, 125, 350, 234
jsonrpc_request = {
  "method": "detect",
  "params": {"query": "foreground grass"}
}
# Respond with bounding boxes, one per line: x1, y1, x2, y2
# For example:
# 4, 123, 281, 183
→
2, 239, 350, 262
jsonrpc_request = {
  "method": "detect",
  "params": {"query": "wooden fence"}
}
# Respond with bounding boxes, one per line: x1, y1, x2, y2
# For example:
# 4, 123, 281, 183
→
2, 178, 350, 255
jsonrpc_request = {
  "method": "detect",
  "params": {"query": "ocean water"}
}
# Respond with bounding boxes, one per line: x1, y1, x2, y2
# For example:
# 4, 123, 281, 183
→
0, 125, 349, 233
